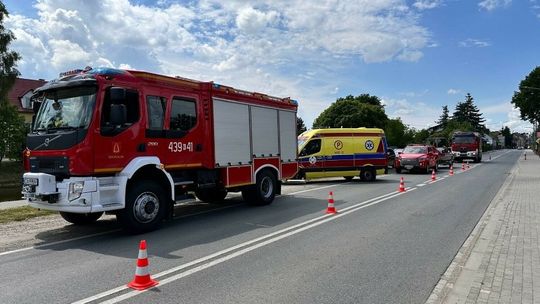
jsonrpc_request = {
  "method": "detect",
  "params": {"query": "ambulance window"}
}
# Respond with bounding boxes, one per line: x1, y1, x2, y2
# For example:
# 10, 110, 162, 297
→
168, 97, 196, 137
146, 96, 166, 130
300, 139, 321, 156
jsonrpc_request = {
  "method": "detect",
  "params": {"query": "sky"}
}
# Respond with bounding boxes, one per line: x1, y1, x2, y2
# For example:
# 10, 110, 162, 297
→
3, 0, 538, 133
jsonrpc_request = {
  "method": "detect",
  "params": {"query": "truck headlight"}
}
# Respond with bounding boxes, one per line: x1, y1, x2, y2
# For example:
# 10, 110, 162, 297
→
68, 181, 84, 201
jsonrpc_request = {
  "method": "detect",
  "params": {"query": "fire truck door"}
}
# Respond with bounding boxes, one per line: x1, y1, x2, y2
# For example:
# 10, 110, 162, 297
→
164, 96, 204, 169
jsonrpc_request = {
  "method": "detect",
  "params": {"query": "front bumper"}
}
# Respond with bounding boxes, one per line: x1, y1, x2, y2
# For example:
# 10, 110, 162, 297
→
22, 173, 125, 213
452, 151, 478, 158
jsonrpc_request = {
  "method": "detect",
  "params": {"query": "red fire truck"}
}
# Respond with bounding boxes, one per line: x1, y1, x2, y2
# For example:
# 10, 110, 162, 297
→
451, 131, 482, 163
21, 67, 298, 232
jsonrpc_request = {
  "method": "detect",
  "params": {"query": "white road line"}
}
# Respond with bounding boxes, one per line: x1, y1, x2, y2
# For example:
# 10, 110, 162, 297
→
0, 183, 350, 258
74, 189, 415, 304
417, 184, 426, 187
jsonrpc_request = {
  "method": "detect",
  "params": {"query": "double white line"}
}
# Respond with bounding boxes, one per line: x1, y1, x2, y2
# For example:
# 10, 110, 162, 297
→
75, 187, 416, 304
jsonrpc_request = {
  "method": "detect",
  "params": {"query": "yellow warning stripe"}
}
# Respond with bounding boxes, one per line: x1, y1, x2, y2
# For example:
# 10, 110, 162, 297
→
165, 163, 202, 169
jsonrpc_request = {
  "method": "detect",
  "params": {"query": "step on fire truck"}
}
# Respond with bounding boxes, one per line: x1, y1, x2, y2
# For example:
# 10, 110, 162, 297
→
22, 67, 298, 233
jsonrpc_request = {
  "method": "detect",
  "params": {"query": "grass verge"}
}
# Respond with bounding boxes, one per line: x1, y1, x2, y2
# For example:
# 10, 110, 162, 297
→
0, 206, 56, 224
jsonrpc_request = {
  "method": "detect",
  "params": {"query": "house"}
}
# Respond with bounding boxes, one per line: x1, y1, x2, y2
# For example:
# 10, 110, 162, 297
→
7, 78, 47, 123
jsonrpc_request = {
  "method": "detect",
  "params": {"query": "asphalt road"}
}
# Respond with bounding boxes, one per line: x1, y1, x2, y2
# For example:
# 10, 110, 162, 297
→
0, 150, 520, 304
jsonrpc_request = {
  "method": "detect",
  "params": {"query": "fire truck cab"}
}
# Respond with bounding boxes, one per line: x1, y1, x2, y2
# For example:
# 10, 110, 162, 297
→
22, 67, 298, 233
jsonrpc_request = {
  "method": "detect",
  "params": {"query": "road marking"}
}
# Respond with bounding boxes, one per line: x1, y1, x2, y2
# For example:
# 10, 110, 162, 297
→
0, 182, 351, 258
417, 184, 426, 187
74, 188, 416, 304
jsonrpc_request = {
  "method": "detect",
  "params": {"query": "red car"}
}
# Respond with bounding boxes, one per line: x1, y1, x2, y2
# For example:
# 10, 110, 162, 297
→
394, 144, 439, 174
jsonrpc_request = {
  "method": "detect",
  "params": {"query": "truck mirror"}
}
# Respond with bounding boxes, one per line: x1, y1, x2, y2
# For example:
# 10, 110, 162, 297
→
110, 104, 127, 126
110, 87, 126, 103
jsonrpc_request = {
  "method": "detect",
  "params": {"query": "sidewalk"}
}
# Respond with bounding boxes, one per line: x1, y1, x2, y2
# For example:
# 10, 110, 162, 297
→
427, 150, 540, 304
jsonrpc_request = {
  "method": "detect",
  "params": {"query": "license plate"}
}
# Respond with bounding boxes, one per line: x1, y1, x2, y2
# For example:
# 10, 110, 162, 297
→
404, 165, 414, 170
24, 178, 38, 186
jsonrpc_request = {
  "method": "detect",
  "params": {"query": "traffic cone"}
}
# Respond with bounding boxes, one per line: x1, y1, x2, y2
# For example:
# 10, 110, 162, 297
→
127, 240, 159, 290
431, 169, 436, 181
461, 163, 465, 171
326, 191, 338, 214
466, 161, 470, 170
449, 166, 454, 176
398, 177, 406, 192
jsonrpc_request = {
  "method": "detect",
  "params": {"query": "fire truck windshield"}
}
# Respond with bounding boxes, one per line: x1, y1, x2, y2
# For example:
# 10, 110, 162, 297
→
33, 86, 97, 132
453, 136, 476, 144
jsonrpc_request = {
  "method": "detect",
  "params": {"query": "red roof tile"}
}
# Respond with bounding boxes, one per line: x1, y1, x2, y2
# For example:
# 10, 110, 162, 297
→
7, 78, 47, 113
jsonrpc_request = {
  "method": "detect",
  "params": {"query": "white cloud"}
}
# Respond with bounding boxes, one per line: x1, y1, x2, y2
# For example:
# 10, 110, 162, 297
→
478, 0, 512, 11
447, 88, 461, 95
502, 108, 533, 133
413, 0, 443, 10
382, 97, 440, 129
459, 38, 491, 48
6, 0, 436, 128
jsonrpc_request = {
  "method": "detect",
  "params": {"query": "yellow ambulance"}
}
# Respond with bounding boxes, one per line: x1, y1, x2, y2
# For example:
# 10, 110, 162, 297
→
297, 128, 388, 181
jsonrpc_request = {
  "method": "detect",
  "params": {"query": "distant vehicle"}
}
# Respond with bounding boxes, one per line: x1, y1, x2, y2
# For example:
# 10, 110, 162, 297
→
297, 128, 388, 181
386, 148, 396, 168
436, 147, 454, 167
394, 144, 439, 174
451, 131, 482, 163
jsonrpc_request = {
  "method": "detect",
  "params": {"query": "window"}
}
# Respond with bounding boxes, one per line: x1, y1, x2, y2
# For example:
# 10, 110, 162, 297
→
299, 139, 321, 156
170, 97, 196, 132
146, 96, 166, 130
100, 87, 139, 136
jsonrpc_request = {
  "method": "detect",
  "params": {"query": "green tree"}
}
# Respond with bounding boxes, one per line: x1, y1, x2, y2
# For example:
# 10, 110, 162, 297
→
452, 93, 486, 132
413, 129, 430, 143
313, 94, 388, 129
436, 105, 450, 127
296, 116, 307, 135
0, 2, 22, 161
511, 66, 540, 125
501, 126, 512, 148
385, 118, 415, 147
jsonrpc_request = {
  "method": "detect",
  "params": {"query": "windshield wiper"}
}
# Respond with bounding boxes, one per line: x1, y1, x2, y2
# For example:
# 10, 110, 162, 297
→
33, 126, 83, 134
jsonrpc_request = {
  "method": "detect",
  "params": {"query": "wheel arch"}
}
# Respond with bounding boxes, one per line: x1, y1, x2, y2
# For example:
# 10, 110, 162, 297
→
120, 157, 174, 202
254, 164, 280, 180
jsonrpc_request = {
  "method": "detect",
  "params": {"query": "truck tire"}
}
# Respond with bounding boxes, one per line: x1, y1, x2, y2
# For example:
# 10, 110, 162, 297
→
117, 180, 168, 233
242, 170, 276, 206
60, 212, 103, 225
359, 168, 376, 181
195, 188, 227, 203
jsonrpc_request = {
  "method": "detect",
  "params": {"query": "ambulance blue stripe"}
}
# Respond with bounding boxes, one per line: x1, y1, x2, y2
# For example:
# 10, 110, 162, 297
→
299, 153, 386, 161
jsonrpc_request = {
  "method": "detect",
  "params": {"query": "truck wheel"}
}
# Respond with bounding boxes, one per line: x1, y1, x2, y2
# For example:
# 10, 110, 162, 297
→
360, 168, 376, 181
117, 180, 168, 233
242, 170, 276, 206
60, 212, 103, 225
195, 188, 227, 203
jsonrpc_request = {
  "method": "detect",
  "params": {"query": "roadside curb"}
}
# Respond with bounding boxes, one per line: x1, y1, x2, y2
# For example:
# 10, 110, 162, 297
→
425, 156, 520, 304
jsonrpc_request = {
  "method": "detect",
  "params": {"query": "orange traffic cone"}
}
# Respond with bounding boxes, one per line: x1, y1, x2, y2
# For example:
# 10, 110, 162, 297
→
127, 240, 159, 290
398, 177, 406, 192
466, 161, 470, 170
326, 191, 337, 214
461, 163, 465, 171
449, 166, 454, 176
431, 169, 436, 181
